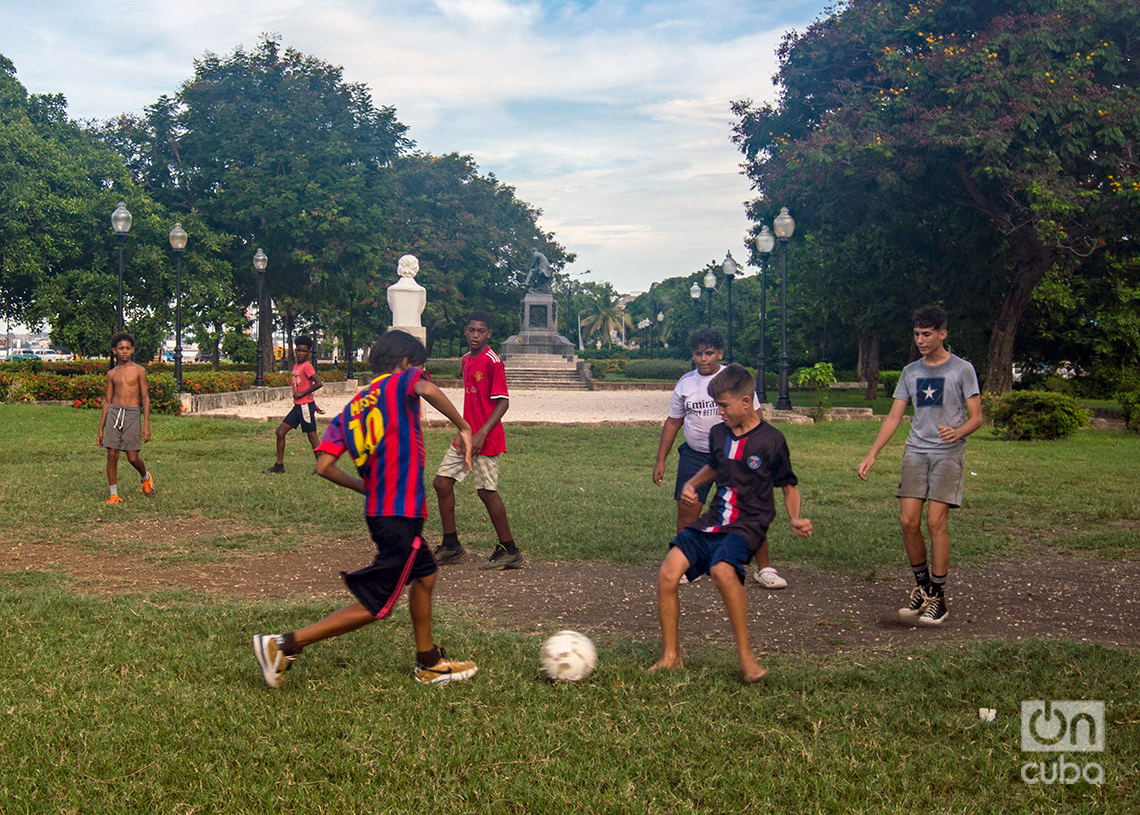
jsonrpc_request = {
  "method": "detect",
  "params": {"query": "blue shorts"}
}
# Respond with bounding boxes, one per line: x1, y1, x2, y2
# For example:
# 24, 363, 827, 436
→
283, 402, 317, 433
673, 442, 714, 502
342, 517, 435, 619
669, 528, 755, 584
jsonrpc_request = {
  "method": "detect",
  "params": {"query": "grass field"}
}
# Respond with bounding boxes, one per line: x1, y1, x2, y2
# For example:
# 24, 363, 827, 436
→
1, 404, 1137, 813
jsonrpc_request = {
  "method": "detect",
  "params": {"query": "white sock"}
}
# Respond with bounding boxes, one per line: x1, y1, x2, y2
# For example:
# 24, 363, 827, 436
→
109, 484, 118, 497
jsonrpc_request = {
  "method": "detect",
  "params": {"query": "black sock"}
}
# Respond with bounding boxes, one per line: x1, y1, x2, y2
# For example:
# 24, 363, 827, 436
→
442, 532, 460, 548
280, 631, 301, 656
930, 574, 947, 596
417, 645, 441, 667
499, 540, 517, 554
911, 561, 931, 589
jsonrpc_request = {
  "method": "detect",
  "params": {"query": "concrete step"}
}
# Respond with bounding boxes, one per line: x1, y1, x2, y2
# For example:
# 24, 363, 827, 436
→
506, 368, 590, 391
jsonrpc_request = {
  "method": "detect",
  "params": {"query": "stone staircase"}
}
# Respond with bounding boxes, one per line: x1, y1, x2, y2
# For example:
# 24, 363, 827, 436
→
502, 353, 590, 391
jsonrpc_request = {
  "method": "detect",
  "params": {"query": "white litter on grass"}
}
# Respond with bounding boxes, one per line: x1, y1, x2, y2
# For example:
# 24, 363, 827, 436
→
978, 707, 997, 722
971, 472, 978, 476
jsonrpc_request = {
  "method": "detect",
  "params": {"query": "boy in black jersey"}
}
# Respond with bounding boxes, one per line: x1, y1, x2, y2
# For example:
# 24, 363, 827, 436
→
649, 364, 812, 682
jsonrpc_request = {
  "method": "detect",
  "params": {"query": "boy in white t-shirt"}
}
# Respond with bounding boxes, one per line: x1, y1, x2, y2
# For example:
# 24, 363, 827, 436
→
652, 329, 787, 589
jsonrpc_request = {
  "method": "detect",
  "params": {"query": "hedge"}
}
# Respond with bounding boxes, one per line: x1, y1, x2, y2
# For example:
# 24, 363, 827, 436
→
989, 390, 1090, 441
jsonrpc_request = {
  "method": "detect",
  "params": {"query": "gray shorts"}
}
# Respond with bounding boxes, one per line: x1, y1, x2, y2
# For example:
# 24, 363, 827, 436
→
103, 405, 142, 451
896, 448, 965, 508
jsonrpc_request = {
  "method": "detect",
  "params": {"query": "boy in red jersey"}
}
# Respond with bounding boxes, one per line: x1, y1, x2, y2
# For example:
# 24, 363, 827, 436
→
649, 364, 812, 682
96, 332, 154, 503
263, 336, 322, 474
252, 331, 477, 688
432, 311, 522, 570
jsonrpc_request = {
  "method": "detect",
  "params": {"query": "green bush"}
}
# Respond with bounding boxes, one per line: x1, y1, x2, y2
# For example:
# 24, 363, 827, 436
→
622, 358, 691, 380
792, 362, 837, 420
426, 359, 461, 379
1117, 391, 1140, 433
879, 370, 901, 392
1070, 363, 1140, 399
989, 390, 1090, 441
147, 373, 184, 415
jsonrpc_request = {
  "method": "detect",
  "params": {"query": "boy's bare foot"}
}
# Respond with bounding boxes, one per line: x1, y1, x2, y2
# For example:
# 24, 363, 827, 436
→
648, 656, 683, 673
741, 663, 768, 683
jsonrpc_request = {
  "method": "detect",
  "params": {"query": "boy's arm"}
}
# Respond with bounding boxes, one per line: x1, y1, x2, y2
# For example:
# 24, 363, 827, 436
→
938, 394, 983, 443
471, 397, 509, 454
96, 372, 113, 445
315, 451, 365, 494
652, 416, 684, 486
138, 367, 151, 442
857, 398, 908, 480
415, 378, 473, 471
679, 464, 717, 508
782, 484, 813, 538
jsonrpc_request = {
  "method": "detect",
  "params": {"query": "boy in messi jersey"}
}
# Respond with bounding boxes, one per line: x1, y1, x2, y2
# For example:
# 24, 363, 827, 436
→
253, 331, 478, 688
432, 311, 522, 570
649, 364, 812, 683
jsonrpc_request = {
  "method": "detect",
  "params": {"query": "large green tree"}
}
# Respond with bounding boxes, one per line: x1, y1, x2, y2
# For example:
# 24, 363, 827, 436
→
734, 0, 1140, 393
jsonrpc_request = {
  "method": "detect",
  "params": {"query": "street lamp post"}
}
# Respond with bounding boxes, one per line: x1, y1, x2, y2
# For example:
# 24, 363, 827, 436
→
168, 222, 188, 392
110, 202, 132, 369
253, 248, 268, 387
346, 286, 354, 380
702, 268, 717, 328
721, 252, 738, 363
773, 207, 796, 410
309, 269, 319, 358
754, 225, 775, 403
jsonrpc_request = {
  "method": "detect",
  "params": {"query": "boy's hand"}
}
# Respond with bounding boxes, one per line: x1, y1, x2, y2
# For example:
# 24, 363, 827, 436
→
314, 403, 326, 415
856, 454, 875, 480
652, 461, 665, 486
680, 483, 700, 507
471, 428, 488, 456
790, 517, 813, 538
143, 424, 150, 443
937, 425, 958, 443
452, 430, 474, 472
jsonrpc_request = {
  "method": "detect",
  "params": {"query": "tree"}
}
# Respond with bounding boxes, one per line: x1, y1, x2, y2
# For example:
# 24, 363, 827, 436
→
734, 0, 1140, 393
578, 284, 631, 348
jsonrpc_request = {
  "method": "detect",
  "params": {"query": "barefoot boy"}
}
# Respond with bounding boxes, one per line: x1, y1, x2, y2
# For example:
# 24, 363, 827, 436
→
650, 364, 812, 682
263, 336, 322, 473
96, 332, 154, 504
857, 306, 982, 626
432, 311, 522, 570
652, 328, 786, 588
253, 331, 478, 688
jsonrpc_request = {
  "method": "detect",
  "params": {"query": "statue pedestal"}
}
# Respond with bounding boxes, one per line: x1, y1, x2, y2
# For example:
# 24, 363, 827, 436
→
387, 274, 426, 346
500, 291, 576, 362
388, 325, 426, 344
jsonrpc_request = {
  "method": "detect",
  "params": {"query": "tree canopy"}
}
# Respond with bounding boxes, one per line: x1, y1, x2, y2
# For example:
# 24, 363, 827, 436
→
733, 0, 1140, 392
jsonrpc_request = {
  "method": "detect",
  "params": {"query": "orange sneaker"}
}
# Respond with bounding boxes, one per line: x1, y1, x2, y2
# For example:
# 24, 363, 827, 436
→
141, 473, 155, 497
106, 495, 123, 505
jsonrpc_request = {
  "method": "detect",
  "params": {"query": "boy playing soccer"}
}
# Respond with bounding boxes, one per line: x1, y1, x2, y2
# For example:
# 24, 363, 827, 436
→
857, 306, 982, 626
252, 330, 477, 688
263, 336, 322, 473
432, 311, 522, 570
650, 364, 812, 682
652, 328, 786, 588
96, 332, 154, 504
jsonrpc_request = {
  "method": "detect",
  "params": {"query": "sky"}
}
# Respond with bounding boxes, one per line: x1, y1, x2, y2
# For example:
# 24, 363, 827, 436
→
1, 0, 831, 294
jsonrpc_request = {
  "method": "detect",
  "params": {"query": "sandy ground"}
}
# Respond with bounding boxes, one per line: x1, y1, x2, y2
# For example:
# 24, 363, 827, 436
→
197, 386, 675, 426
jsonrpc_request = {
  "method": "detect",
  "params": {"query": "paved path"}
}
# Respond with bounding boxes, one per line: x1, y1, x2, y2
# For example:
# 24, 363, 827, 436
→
197, 386, 674, 426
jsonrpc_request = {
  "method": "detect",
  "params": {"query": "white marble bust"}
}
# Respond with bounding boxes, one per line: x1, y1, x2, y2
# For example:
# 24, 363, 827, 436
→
387, 254, 426, 331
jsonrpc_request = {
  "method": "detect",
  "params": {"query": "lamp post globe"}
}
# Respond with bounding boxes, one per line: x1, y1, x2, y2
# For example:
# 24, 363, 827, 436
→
722, 252, 738, 362
253, 248, 268, 387
754, 224, 775, 404
702, 269, 717, 328
168, 222, 188, 392
773, 208, 796, 410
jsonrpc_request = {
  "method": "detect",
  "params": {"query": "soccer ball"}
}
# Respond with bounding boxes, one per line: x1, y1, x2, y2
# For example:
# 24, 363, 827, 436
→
540, 630, 597, 682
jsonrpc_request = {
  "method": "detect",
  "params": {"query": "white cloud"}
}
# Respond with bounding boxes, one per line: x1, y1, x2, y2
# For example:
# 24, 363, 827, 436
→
0, 0, 826, 290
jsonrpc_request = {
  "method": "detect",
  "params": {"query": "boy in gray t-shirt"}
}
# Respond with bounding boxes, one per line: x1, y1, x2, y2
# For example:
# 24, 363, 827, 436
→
857, 307, 982, 626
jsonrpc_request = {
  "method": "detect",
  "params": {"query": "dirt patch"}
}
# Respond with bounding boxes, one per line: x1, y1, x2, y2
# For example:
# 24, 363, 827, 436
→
3, 529, 1136, 656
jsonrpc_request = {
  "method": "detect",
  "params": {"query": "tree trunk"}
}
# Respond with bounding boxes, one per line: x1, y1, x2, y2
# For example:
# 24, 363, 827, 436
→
984, 233, 1057, 395
859, 332, 881, 400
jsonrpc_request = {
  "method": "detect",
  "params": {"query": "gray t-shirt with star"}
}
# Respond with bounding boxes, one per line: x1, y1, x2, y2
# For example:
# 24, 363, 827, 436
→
893, 354, 980, 452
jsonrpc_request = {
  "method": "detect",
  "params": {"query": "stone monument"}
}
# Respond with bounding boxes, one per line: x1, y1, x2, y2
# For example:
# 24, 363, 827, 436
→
386, 254, 427, 344
500, 250, 577, 362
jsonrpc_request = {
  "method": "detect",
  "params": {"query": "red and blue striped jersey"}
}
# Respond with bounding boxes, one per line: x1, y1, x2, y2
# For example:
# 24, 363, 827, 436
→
695, 421, 798, 550
316, 368, 428, 518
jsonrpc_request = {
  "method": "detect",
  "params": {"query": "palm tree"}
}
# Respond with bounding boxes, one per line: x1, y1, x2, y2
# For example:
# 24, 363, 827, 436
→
580, 292, 632, 348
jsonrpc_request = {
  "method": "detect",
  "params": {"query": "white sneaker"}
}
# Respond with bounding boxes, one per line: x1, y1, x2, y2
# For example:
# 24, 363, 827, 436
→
252, 634, 295, 689
753, 567, 788, 589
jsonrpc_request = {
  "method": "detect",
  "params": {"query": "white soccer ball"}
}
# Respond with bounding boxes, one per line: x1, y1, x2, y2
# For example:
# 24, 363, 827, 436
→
540, 630, 597, 682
